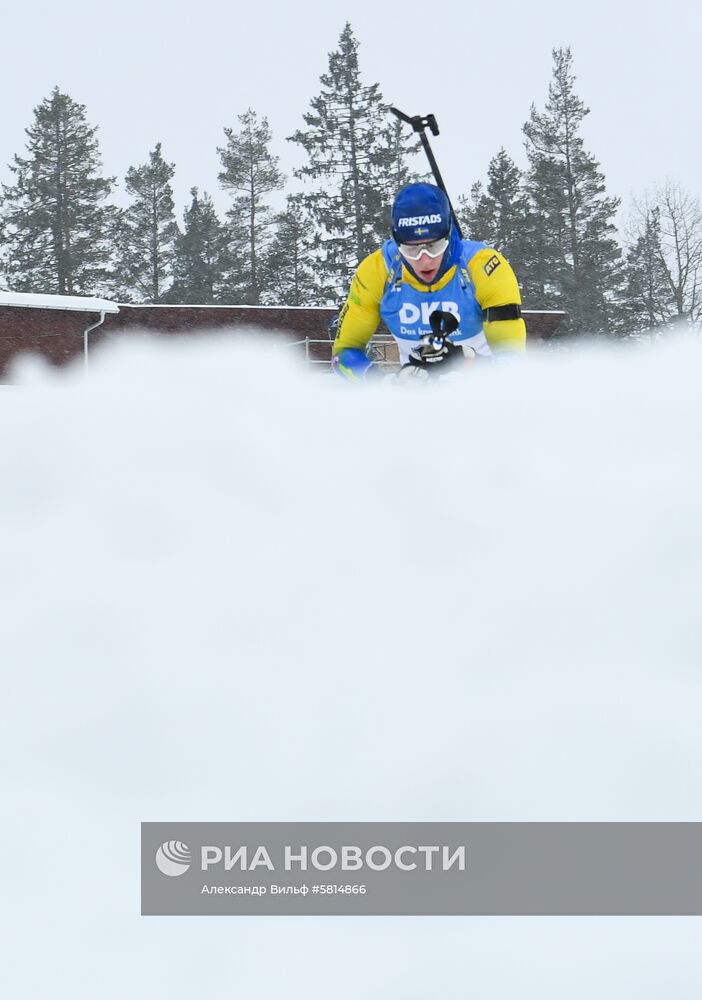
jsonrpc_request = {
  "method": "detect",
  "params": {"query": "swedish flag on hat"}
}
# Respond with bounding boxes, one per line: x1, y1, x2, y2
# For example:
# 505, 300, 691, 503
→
391, 182, 451, 243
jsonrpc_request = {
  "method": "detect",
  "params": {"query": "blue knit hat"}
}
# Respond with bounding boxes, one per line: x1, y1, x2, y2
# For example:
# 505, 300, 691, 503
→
391, 183, 451, 243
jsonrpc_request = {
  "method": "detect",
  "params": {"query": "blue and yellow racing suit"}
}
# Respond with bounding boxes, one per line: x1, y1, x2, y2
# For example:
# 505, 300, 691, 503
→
332, 235, 526, 374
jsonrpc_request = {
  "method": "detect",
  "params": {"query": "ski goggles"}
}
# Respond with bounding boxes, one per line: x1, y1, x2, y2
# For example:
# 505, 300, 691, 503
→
398, 237, 449, 261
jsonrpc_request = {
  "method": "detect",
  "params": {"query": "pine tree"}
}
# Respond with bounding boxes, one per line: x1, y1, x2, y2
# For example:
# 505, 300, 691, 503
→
114, 143, 179, 302
289, 22, 417, 301
485, 150, 533, 277
376, 118, 423, 201
266, 194, 321, 306
622, 207, 674, 333
0, 87, 115, 295
458, 182, 495, 244
217, 109, 285, 305
459, 151, 537, 302
523, 48, 624, 335
168, 188, 227, 304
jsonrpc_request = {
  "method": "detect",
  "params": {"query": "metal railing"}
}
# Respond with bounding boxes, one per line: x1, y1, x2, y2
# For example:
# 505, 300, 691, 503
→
288, 336, 400, 372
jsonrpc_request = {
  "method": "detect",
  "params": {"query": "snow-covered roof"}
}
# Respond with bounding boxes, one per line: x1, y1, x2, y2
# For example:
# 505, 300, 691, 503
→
117, 303, 336, 311
0, 290, 565, 318
0, 290, 119, 314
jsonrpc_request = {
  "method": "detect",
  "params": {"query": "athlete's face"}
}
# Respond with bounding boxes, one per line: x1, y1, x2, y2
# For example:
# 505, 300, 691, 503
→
401, 240, 446, 284
411, 249, 443, 284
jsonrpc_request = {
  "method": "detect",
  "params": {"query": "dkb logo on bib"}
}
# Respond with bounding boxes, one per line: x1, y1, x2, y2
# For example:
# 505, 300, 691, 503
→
399, 302, 460, 326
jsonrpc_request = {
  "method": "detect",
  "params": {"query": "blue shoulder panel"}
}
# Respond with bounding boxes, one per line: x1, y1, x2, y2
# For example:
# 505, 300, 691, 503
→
459, 240, 489, 266
381, 239, 403, 285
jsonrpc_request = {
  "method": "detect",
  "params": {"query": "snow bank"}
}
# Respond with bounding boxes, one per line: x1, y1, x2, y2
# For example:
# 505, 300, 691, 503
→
1, 332, 700, 998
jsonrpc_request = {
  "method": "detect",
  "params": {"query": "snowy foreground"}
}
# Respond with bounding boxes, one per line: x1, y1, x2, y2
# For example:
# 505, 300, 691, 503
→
2, 333, 701, 998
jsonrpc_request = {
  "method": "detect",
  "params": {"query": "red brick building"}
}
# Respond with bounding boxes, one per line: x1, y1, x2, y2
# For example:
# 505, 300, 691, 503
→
0, 291, 566, 380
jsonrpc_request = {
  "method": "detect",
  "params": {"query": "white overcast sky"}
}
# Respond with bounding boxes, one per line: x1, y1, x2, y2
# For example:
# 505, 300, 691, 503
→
1, 0, 700, 228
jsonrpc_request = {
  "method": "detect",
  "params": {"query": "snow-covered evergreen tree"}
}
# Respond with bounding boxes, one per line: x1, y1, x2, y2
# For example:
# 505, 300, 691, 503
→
217, 109, 285, 305
622, 206, 675, 334
485, 150, 534, 283
523, 48, 623, 335
0, 87, 115, 295
459, 149, 535, 293
458, 183, 494, 244
378, 118, 423, 200
289, 22, 417, 301
168, 188, 227, 304
115, 143, 178, 302
266, 194, 320, 306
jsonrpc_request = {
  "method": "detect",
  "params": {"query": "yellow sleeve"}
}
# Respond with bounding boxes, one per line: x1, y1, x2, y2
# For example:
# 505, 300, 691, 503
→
468, 248, 527, 354
332, 250, 388, 357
